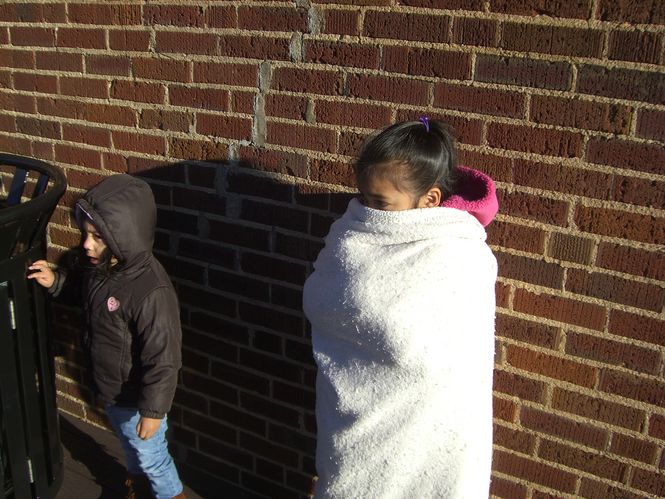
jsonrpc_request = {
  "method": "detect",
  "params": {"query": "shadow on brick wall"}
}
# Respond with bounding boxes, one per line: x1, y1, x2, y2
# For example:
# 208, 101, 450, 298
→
53, 158, 356, 499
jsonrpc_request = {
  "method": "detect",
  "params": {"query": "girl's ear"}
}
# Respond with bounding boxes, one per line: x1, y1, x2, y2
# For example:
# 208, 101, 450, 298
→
419, 186, 442, 208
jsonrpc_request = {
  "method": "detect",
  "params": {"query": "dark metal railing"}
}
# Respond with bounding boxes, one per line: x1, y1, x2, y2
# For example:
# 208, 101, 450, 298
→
0, 154, 66, 499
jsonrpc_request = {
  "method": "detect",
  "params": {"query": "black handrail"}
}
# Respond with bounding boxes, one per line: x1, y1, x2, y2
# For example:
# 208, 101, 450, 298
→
0, 154, 66, 499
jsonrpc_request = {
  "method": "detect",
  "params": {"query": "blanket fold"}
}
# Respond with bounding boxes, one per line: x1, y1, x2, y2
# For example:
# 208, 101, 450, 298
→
304, 187, 497, 498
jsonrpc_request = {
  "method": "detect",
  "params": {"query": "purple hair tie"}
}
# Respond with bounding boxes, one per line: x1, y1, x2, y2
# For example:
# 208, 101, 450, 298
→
419, 115, 430, 132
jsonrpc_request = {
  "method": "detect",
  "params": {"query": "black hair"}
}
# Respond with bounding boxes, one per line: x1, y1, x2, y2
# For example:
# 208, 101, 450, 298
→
355, 119, 458, 201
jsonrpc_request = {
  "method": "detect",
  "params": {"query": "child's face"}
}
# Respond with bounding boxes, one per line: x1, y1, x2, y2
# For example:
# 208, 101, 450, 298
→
82, 220, 112, 266
359, 174, 439, 211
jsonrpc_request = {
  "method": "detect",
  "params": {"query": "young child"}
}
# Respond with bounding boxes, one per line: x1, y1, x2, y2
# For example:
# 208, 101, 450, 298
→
29, 174, 185, 499
303, 118, 498, 498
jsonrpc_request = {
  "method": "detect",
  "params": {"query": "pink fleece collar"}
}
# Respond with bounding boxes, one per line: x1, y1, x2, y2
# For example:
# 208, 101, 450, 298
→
440, 166, 498, 227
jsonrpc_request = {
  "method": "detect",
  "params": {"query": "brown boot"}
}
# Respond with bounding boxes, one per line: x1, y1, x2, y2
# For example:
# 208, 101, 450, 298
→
124, 473, 153, 499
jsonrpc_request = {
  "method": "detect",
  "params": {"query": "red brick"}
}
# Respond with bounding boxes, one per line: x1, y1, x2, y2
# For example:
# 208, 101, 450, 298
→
513, 159, 611, 200
539, 439, 627, 481
305, 40, 380, 69
610, 433, 658, 464
347, 73, 430, 105
265, 94, 308, 120
0, 114, 15, 132
490, 0, 592, 18
156, 31, 218, 56
109, 30, 150, 51
0, 48, 35, 69
69, 4, 140, 24
608, 30, 662, 64
631, 468, 665, 497
0, 92, 35, 113
649, 414, 665, 440
219, 34, 291, 61
231, 91, 255, 114
197, 114, 252, 141
10, 27, 55, 47
490, 475, 527, 499
364, 11, 450, 42
86, 55, 131, 76
337, 129, 367, 158
238, 147, 308, 179
55, 144, 102, 169
496, 314, 559, 349
513, 289, 607, 331
613, 176, 665, 209
144, 5, 205, 26
530, 95, 631, 134
111, 80, 165, 104
140, 110, 190, 133
323, 8, 360, 36
170, 86, 229, 111
548, 233, 595, 265
457, 150, 513, 182
636, 109, 665, 141
566, 269, 664, 312
0, 135, 31, 156
57, 28, 105, 49
435, 83, 524, 118
608, 310, 665, 348
272, 67, 343, 96
575, 205, 665, 244
309, 159, 355, 186
0, 28, 6, 45
411, 112, 483, 145
503, 23, 603, 57
112, 131, 166, 156
169, 137, 228, 161
238, 6, 308, 31
486, 221, 545, 254
587, 137, 665, 175
206, 6, 236, 28
597, 0, 665, 24
577, 65, 665, 105
493, 449, 577, 492
600, 370, 665, 407
496, 252, 564, 289
507, 344, 597, 387
567, 331, 661, 375
493, 369, 547, 402
452, 17, 497, 46
400, 0, 483, 10
494, 424, 537, 454
521, 406, 608, 449
579, 478, 650, 499
3, 3, 66, 23
475, 55, 572, 91
497, 190, 569, 226
488, 123, 583, 157
34, 51, 81, 72
267, 122, 336, 154
15, 117, 60, 139
315, 100, 390, 128
598, 243, 665, 281
383, 46, 471, 79
63, 124, 111, 148
60, 77, 108, 99
493, 396, 517, 422
133, 58, 191, 83
13, 72, 57, 94
193, 62, 258, 87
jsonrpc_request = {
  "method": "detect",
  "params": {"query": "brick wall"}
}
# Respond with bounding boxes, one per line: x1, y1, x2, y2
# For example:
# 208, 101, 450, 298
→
1, 1, 664, 497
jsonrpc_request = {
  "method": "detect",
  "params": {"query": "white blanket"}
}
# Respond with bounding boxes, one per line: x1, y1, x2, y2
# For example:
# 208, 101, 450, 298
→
303, 198, 497, 499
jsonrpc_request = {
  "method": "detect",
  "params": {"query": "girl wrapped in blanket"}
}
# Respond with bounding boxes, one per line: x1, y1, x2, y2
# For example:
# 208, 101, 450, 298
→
303, 118, 498, 498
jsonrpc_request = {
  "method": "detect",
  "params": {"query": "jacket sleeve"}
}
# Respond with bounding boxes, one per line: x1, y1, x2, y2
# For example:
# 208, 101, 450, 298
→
133, 285, 182, 419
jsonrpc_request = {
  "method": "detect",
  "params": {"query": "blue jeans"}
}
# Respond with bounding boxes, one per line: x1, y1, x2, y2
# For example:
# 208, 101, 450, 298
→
105, 405, 183, 499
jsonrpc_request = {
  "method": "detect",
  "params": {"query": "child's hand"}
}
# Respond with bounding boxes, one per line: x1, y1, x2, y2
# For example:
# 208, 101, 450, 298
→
136, 416, 161, 440
27, 260, 55, 288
